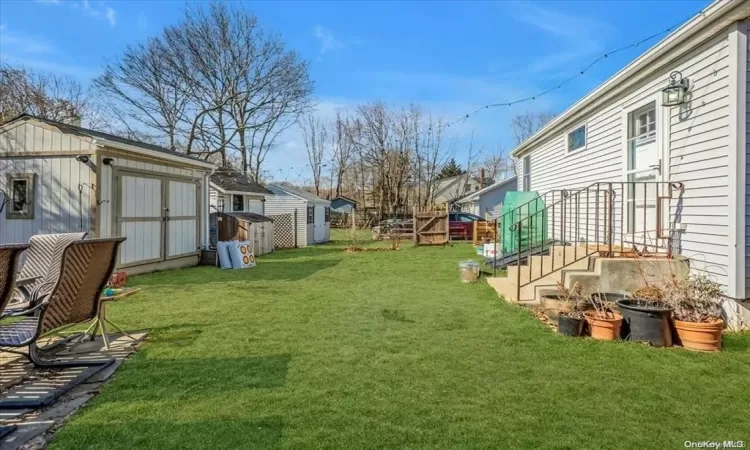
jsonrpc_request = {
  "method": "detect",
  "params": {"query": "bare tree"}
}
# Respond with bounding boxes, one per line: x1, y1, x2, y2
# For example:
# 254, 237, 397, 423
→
478, 146, 515, 182
95, 1, 311, 171
300, 113, 327, 196
0, 63, 103, 126
331, 111, 354, 198
510, 111, 556, 145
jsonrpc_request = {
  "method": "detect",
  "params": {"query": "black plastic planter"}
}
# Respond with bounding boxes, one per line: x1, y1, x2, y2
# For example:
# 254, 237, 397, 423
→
616, 299, 674, 347
558, 315, 585, 336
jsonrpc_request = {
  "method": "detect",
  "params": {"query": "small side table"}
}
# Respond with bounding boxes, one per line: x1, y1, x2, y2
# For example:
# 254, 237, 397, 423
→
84, 288, 141, 349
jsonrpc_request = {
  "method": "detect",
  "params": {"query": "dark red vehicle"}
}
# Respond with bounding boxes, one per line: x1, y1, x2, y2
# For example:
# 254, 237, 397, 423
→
449, 212, 486, 240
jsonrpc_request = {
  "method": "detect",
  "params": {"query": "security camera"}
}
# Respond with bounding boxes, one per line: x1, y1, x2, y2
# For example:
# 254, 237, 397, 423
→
102, 158, 115, 166
75, 155, 90, 163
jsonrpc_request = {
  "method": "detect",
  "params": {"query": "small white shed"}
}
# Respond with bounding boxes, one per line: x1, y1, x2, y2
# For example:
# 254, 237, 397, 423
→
0, 114, 216, 274
209, 167, 272, 215
265, 184, 330, 246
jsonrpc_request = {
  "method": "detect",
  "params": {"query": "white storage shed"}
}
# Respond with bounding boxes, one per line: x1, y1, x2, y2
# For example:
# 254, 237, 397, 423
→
265, 184, 330, 246
0, 114, 216, 274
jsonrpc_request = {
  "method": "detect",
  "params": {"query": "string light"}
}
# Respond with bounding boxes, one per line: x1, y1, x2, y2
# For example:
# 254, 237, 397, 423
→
402, 7, 704, 141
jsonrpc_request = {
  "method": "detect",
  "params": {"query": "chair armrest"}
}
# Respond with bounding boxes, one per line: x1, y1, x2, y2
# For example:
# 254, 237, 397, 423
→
1, 298, 49, 318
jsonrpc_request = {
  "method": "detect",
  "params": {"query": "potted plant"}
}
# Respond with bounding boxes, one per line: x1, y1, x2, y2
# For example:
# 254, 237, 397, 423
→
584, 291, 623, 341
554, 282, 587, 336
617, 286, 674, 347
662, 274, 724, 351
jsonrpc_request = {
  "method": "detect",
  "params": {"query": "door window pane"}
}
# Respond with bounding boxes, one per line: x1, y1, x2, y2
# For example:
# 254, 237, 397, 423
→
232, 195, 244, 211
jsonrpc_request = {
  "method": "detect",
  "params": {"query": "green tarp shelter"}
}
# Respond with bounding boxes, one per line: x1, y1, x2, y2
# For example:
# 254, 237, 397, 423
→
501, 191, 547, 254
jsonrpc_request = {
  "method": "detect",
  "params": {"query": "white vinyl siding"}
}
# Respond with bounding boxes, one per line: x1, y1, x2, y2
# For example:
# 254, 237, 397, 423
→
0, 156, 95, 244
264, 187, 307, 247
0, 121, 96, 154
515, 28, 733, 289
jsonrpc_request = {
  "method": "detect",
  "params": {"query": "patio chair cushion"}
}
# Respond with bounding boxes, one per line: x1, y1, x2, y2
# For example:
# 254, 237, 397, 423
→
0, 317, 39, 346
14, 233, 87, 303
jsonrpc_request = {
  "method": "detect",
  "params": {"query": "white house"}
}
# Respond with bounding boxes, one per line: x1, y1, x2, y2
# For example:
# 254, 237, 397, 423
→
209, 167, 272, 215
456, 176, 518, 218
432, 174, 482, 205
508, 0, 750, 327
265, 184, 330, 246
0, 114, 215, 274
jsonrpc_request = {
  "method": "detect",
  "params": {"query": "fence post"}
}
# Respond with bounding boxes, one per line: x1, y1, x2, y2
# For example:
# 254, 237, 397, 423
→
294, 209, 298, 248
412, 206, 417, 244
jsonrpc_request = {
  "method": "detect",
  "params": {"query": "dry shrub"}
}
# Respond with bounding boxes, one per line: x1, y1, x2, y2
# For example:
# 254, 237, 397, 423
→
556, 282, 586, 320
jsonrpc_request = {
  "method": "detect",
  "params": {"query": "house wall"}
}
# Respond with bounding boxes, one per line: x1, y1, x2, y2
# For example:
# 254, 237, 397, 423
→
0, 156, 95, 244
516, 27, 734, 290
208, 188, 264, 215
478, 183, 517, 219
0, 120, 97, 244
265, 186, 307, 247
434, 176, 482, 204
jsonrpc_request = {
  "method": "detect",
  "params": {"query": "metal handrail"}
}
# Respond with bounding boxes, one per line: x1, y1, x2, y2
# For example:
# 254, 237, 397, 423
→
508, 181, 685, 302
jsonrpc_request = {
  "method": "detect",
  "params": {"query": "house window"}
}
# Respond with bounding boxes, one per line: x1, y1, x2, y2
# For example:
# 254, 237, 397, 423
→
522, 156, 531, 191
232, 194, 244, 212
324, 207, 330, 222
5, 173, 35, 219
307, 206, 314, 224
566, 124, 586, 152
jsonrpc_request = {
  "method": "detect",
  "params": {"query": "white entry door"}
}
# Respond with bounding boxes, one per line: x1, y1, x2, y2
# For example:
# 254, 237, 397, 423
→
118, 175, 164, 265
625, 101, 663, 248
314, 205, 326, 242
167, 180, 199, 258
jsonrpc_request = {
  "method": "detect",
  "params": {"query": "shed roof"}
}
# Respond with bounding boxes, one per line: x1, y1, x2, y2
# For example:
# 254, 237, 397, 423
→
331, 196, 357, 205
210, 211, 273, 223
210, 168, 272, 195
3, 114, 215, 168
456, 176, 518, 204
269, 184, 330, 205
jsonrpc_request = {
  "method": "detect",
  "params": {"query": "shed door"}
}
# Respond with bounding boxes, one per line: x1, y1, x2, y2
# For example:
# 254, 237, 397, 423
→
117, 173, 200, 266
167, 180, 199, 258
118, 175, 164, 265
314, 205, 326, 242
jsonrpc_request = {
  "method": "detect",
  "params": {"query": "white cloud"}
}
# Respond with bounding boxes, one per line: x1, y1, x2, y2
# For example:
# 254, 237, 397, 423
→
0, 24, 54, 55
105, 7, 116, 27
313, 26, 345, 54
506, 1, 614, 74
36, 0, 117, 28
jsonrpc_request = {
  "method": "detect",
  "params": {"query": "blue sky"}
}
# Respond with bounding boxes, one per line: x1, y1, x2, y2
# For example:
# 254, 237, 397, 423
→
0, 0, 710, 182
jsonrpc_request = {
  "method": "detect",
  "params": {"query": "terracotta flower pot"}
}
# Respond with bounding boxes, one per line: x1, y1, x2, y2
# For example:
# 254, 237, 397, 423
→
674, 319, 724, 352
584, 311, 623, 341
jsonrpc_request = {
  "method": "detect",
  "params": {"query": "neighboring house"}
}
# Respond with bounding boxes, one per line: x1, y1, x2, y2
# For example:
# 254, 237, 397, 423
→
456, 176, 518, 218
0, 114, 215, 275
209, 167, 272, 215
330, 196, 357, 214
265, 185, 331, 246
508, 1, 750, 327
433, 174, 482, 205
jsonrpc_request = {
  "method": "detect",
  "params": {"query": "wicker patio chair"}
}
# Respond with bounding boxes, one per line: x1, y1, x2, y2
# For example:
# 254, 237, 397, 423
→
0, 244, 29, 315
11, 232, 88, 307
0, 237, 125, 368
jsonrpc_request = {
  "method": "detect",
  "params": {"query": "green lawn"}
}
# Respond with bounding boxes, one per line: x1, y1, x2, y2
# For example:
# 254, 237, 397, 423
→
50, 232, 750, 449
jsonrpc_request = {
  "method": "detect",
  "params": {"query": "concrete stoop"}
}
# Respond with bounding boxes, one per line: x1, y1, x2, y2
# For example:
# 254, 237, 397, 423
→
486, 244, 689, 310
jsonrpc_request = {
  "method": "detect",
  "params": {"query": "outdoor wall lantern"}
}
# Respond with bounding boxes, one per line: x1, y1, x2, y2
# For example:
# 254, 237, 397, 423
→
661, 70, 689, 106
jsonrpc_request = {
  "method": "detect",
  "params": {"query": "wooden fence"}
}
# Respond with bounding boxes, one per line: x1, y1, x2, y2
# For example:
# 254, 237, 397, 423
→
413, 207, 449, 246
472, 220, 498, 245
